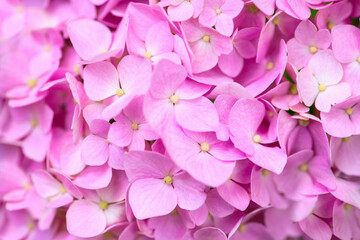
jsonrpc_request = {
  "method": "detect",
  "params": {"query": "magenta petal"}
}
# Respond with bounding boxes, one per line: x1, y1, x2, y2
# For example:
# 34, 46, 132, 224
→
250, 144, 287, 174
31, 170, 61, 198
83, 61, 119, 101
66, 200, 106, 238
217, 180, 249, 210
107, 115, 133, 147
117, 55, 152, 95
173, 172, 206, 210
299, 214, 332, 240
194, 227, 227, 240
124, 150, 175, 182
187, 152, 235, 187
67, 19, 112, 61
128, 178, 177, 219
22, 128, 51, 162
175, 97, 219, 132
81, 135, 109, 166
73, 165, 112, 190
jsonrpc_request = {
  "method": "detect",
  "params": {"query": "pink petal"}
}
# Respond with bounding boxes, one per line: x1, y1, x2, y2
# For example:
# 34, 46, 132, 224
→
194, 227, 227, 240
228, 98, 265, 155
168, 2, 194, 21
308, 50, 343, 86
74, 165, 112, 190
149, 60, 187, 99
83, 61, 119, 101
66, 19, 112, 61
124, 150, 175, 182
103, 203, 126, 225
332, 25, 360, 63
299, 214, 332, 240
199, 7, 217, 27
108, 144, 126, 170
251, 144, 287, 174
315, 83, 351, 112
60, 143, 85, 175
215, 14, 234, 36
175, 97, 219, 132
218, 49, 244, 78
253, 0, 275, 15
66, 200, 106, 238
209, 141, 246, 161
108, 115, 133, 147
31, 170, 61, 198
128, 178, 177, 219
186, 152, 235, 187
331, 136, 360, 176
330, 178, 360, 209
190, 40, 218, 74
321, 106, 356, 137
118, 55, 152, 95
81, 135, 109, 166
297, 67, 319, 107
22, 128, 51, 162
97, 171, 129, 203
206, 189, 235, 217
102, 93, 136, 120
173, 172, 206, 210
145, 21, 173, 56
221, 0, 244, 17
217, 180, 249, 210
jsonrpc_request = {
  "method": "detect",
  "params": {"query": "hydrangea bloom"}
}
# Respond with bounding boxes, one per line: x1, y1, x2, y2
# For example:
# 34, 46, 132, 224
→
1, 0, 360, 239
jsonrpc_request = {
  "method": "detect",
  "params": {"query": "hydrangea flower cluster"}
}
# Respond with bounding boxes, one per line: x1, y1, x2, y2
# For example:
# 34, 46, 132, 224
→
1, 0, 360, 239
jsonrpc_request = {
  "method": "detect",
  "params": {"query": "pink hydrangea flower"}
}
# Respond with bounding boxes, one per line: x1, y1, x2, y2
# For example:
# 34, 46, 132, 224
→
198, 0, 244, 36
124, 150, 206, 219
297, 49, 351, 112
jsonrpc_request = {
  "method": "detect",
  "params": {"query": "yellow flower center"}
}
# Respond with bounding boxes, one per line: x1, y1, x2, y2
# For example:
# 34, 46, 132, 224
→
266, 61, 274, 71
144, 51, 152, 59
101, 49, 108, 53
252, 134, 261, 143
31, 119, 38, 128
343, 137, 350, 142
28, 221, 35, 231
59, 185, 67, 194
17, 5, 24, 13
203, 35, 210, 42
164, 176, 172, 184
299, 119, 309, 127
200, 142, 210, 152
131, 122, 139, 130
73, 65, 81, 74
318, 84, 326, 92
344, 203, 352, 211
345, 108, 353, 115
24, 182, 31, 190
272, 17, 279, 25
247, 5, 258, 13
215, 8, 221, 14
171, 209, 178, 215
357, 56, 360, 63
239, 225, 246, 232
116, 88, 124, 96
289, 84, 298, 95
99, 200, 108, 210
309, 46, 318, 54
170, 94, 179, 104
327, 22, 336, 30
299, 163, 308, 172
27, 78, 37, 88
262, 169, 270, 176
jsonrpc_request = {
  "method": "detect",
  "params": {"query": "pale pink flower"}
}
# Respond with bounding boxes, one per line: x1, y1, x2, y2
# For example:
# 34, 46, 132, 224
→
297, 49, 351, 112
